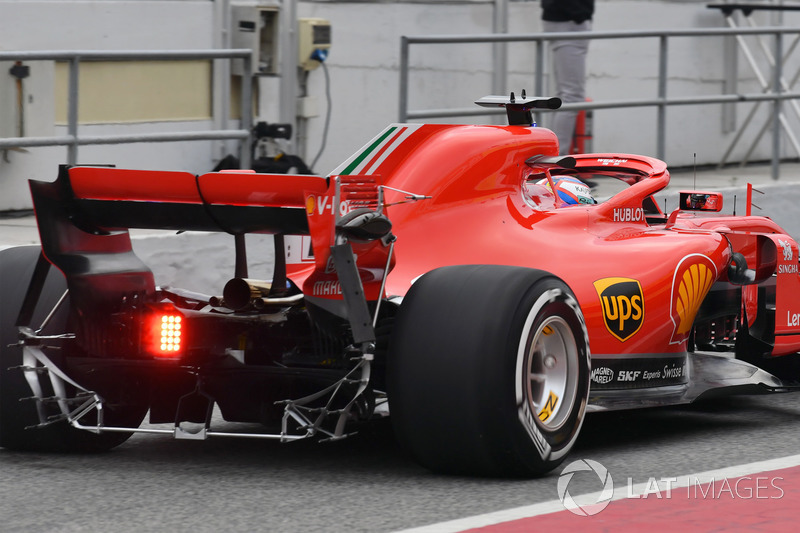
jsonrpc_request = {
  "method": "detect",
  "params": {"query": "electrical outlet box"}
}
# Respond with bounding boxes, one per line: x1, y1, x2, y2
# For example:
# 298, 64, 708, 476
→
298, 18, 331, 71
231, 5, 280, 76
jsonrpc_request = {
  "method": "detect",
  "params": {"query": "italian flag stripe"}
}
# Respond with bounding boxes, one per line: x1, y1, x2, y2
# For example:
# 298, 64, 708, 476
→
363, 126, 408, 174
341, 126, 398, 176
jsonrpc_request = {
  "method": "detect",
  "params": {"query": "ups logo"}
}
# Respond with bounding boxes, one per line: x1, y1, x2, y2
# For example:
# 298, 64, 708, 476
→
594, 277, 644, 342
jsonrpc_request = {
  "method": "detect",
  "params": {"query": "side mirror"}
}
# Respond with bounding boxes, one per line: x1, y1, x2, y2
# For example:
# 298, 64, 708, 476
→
679, 191, 723, 212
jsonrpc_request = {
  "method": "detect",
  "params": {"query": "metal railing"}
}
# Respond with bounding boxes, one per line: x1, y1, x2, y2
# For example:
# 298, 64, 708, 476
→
399, 26, 800, 180
0, 49, 254, 168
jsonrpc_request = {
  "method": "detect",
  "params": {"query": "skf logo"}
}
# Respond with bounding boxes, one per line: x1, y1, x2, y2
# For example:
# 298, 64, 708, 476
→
594, 277, 644, 342
670, 254, 717, 344
618, 370, 641, 382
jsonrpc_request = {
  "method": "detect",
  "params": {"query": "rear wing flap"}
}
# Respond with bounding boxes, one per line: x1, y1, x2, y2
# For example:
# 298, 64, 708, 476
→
35, 166, 329, 235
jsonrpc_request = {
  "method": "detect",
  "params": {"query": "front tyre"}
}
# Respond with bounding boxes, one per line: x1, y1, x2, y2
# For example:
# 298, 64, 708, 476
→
387, 265, 590, 476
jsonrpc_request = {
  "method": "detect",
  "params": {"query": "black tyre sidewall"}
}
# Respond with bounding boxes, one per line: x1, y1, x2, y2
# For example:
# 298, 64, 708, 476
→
388, 265, 590, 476
500, 279, 590, 473
0, 246, 67, 449
0, 246, 143, 452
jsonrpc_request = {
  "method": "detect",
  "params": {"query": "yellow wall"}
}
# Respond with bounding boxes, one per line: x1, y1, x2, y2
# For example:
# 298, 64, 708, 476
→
55, 60, 213, 124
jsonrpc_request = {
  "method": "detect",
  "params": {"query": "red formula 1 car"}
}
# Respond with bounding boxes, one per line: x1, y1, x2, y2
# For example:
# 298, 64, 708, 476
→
2, 95, 800, 476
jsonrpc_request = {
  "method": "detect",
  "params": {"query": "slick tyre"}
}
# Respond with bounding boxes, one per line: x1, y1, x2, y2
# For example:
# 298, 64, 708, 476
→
0, 246, 144, 452
387, 265, 590, 476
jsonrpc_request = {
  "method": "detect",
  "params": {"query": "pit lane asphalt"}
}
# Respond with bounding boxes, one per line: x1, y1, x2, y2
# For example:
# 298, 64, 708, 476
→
0, 393, 799, 532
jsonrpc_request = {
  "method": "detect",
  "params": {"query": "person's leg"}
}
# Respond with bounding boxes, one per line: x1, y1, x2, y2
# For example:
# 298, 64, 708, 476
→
544, 20, 591, 154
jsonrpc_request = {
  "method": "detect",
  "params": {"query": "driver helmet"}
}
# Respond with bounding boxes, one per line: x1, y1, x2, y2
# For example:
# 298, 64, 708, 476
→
536, 176, 596, 206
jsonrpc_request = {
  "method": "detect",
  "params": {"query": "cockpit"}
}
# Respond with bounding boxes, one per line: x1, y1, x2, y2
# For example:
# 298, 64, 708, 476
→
522, 154, 671, 225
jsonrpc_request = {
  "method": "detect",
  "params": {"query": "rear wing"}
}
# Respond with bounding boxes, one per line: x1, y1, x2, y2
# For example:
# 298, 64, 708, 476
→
28, 166, 329, 317
37, 166, 328, 234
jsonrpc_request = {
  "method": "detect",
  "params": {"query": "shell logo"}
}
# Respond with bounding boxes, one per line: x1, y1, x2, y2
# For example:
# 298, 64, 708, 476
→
306, 195, 316, 215
670, 254, 717, 344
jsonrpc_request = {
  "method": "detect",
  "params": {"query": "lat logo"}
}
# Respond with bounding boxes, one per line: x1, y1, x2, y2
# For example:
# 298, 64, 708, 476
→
594, 277, 644, 342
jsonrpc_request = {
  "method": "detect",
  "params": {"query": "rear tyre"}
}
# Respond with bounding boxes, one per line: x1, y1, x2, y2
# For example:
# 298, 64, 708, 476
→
387, 265, 590, 476
0, 246, 145, 452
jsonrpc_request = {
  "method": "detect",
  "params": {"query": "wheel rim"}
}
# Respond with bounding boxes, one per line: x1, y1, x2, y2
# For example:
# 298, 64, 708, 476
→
524, 316, 579, 431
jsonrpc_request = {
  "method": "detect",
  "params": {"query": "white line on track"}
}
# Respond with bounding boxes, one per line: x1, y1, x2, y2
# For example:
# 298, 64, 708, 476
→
392, 453, 800, 533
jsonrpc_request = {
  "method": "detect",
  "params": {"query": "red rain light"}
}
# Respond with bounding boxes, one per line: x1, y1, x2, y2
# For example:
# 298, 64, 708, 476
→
151, 313, 183, 357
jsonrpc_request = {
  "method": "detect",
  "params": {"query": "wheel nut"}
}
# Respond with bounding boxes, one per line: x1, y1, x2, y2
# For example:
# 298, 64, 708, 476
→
544, 354, 557, 368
